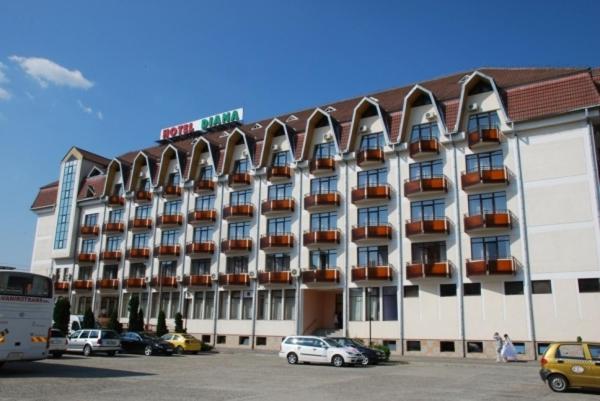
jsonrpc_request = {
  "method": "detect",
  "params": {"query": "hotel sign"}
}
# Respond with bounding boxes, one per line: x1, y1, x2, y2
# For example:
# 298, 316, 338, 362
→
160, 108, 243, 140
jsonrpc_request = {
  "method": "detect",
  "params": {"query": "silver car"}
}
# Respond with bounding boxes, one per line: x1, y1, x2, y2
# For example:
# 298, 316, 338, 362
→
67, 329, 121, 356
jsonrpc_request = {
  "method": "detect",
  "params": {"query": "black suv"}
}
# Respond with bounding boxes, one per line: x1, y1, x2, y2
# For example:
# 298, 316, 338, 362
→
329, 337, 387, 365
120, 332, 174, 356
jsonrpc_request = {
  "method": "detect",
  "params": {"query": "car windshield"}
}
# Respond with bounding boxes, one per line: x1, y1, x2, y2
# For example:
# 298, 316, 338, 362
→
182, 334, 196, 340
323, 339, 340, 347
140, 333, 158, 341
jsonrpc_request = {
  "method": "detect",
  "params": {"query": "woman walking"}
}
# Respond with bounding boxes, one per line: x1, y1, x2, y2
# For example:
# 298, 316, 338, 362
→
500, 334, 518, 362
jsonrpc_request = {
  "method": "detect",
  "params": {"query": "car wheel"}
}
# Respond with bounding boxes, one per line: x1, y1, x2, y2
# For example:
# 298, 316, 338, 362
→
361, 357, 369, 366
192, 351, 199, 355
52, 352, 63, 358
83, 345, 92, 357
175, 346, 184, 355
548, 374, 569, 393
332, 355, 344, 368
107, 351, 116, 357
144, 345, 153, 356
287, 352, 298, 365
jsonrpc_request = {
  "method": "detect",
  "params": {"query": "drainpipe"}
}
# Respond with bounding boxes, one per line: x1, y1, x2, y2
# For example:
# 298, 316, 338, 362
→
146, 188, 161, 325
212, 180, 225, 347
250, 172, 263, 349
91, 202, 108, 315
179, 183, 192, 317
295, 166, 304, 335
395, 146, 405, 355
343, 159, 350, 338
118, 192, 133, 322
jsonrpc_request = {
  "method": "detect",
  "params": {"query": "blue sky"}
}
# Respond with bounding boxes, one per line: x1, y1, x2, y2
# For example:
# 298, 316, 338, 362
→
1, 0, 599, 268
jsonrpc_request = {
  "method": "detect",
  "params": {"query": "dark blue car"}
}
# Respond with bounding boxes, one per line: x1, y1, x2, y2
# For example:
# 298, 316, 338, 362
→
329, 337, 387, 365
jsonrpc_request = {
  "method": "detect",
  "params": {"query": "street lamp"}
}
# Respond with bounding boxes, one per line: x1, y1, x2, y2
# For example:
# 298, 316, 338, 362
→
367, 287, 372, 346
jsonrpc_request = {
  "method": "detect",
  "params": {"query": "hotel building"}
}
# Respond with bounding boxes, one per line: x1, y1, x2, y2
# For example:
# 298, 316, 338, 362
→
30, 67, 600, 359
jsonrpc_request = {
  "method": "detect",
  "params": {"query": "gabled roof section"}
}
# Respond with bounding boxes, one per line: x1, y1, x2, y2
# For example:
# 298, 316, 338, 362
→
62, 146, 110, 167
300, 108, 341, 160
398, 85, 447, 143
219, 128, 255, 175
127, 151, 154, 192
31, 181, 59, 210
87, 166, 104, 177
258, 118, 296, 167
155, 144, 185, 186
78, 175, 106, 201
102, 158, 130, 197
344, 97, 391, 152
186, 137, 218, 181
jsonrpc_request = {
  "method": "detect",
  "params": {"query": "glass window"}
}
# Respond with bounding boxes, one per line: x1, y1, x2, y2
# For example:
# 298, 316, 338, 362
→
218, 292, 228, 319
132, 233, 149, 249
84, 213, 98, 226
471, 236, 510, 261
130, 263, 146, 278
382, 286, 398, 321
193, 292, 204, 319
313, 142, 336, 159
309, 250, 336, 269
228, 222, 250, 239
410, 122, 439, 142
159, 260, 176, 277
108, 209, 123, 223
229, 291, 241, 319
504, 281, 524, 295
0, 272, 52, 298
464, 283, 481, 296
310, 176, 337, 194
168, 172, 180, 186
578, 278, 600, 293
257, 290, 268, 320
357, 246, 388, 266
468, 192, 506, 215
411, 199, 445, 221
160, 229, 179, 246
409, 160, 443, 180
163, 200, 182, 215
404, 285, 419, 298
242, 293, 253, 320
467, 111, 500, 133
266, 253, 290, 272
556, 344, 585, 360
106, 236, 121, 252
203, 291, 214, 319
310, 212, 336, 231
267, 183, 292, 200
411, 242, 446, 264
272, 151, 290, 167
191, 259, 211, 275
233, 158, 250, 174
349, 288, 363, 321
135, 205, 152, 219
139, 178, 151, 192
465, 150, 503, 173
195, 195, 215, 211
199, 166, 213, 180
193, 226, 213, 243
407, 341, 421, 351
78, 266, 92, 280
267, 217, 291, 234
359, 132, 385, 150
54, 159, 77, 249
102, 265, 118, 279
467, 341, 483, 353
271, 290, 283, 320
357, 168, 387, 188
284, 289, 295, 320
366, 287, 379, 321
230, 189, 252, 205
357, 206, 387, 226
226, 256, 248, 274
532, 280, 552, 294
588, 344, 600, 361
440, 284, 457, 297
81, 239, 96, 253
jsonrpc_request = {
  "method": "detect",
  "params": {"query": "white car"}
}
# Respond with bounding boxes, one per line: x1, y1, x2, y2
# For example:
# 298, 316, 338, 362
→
48, 328, 68, 358
67, 329, 121, 356
279, 336, 365, 367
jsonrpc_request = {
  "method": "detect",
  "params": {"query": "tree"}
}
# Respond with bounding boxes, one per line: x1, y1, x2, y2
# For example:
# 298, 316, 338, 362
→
108, 309, 123, 333
174, 312, 185, 333
52, 297, 71, 335
137, 308, 145, 332
82, 307, 95, 329
128, 295, 140, 331
156, 310, 168, 337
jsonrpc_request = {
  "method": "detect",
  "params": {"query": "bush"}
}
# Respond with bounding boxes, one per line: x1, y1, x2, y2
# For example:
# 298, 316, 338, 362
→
200, 342, 213, 352
128, 295, 141, 331
174, 312, 185, 333
82, 307, 95, 329
108, 309, 123, 333
138, 308, 145, 332
156, 310, 168, 337
53, 297, 71, 335
370, 343, 391, 361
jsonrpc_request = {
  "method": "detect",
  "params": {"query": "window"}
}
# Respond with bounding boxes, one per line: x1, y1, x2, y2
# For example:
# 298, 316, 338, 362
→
310, 212, 336, 231
357, 206, 387, 226
99, 296, 118, 317
271, 291, 283, 320
537, 343, 550, 356
471, 236, 510, 261
266, 254, 290, 272
357, 246, 388, 267
440, 284, 457, 297
382, 286, 398, 321
309, 250, 336, 269
193, 292, 205, 319
219, 292, 228, 319
504, 281, 524, 295
313, 142, 336, 159
467, 341, 483, 353
228, 222, 250, 239
532, 280, 552, 294
226, 256, 248, 274
468, 192, 507, 216
464, 283, 481, 296
203, 291, 214, 319
163, 200, 182, 215
242, 292, 252, 320
357, 168, 387, 188
366, 287, 379, 321
465, 150, 503, 173
268, 183, 292, 200
132, 233, 149, 249
411, 242, 446, 264
54, 159, 77, 249
257, 290, 268, 320
284, 289, 295, 320
198, 166, 213, 180
217, 335, 226, 344
121, 293, 147, 318
76, 296, 92, 314
409, 160, 443, 180
310, 176, 337, 194
81, 239, 95, 253
0, 272, 52, 298
359, 132, 385, 150
410, 199, 445, 221
84, 213, 98, 226
139, 178, 150, 192
256, 337, 267, 346
108, 209, 123, 223
588, 344, 600, 361
556, 344, 585, 360
113, 184, 123, 196
239, 336, 250, 345
440, 341, 455, 353
578, 278, 600, 293
383, 340, 397, 352
406, 341, 421, 352
195, 195, 215, 211
193, 226, 213, 243
513, 342, 526, 355
267, 217, 291, 234
135, 205, 152, 219
404, 285, 419, 298
410, 122, 439, 142
102, 265, 118, 279
106, 236, 121, 252
159, 260, 176, 277
168, 172, 180, 186
272, 151, 290, 167
129, 263, 146, 278
230, 189, 252, 205
191, 259, 211, 275
349, 288, 363, 321
233, 158, 250, 174
161, 229, 178, 246
467, 111, 500, 133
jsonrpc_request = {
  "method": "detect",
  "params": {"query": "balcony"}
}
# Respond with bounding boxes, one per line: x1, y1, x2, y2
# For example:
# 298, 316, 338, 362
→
267, 166, 293, 181
228, 173, 252, 187
351, 266, 393, 282
184, 274, 212, 287
309, 157, 336, 174
195, 179, 215, 193
107, 195, 125, 207
404, 176, 448, 198
406, 262, 451, 279
303, 230, 341, 247
80, 225, 99, 236
72, 280, 93, 290
405, 218, 450, 238
150, 276, 178, 288
157, 214, 183, 227
304, 192, 341, 211
464, 212, 512, 233
351, 185, 392, 204
222, 204, 254, 220
103, 222, 124, 233
134, 191, 152, 203
351, 225, 393, 243
97, 278, 119, 290
302, 268, 339, 284
124, 277, 146, 288
221, 238, 252, 253
466, 258, 517, 276
154, 245, 181, 257
130, 218, 152, 230
262, 199, 295, 215
356, 148, 385, 167
127, 248, 150, 260
219, 273, 250, 286
54, 281, 69, 292
188, 209, 217, 224
258, 271, 293, 285
100, 251, 122, 261
186, 241, 216, 255
260, 234, 295, 251
409, 139, 440, 158
163, 185, 182, 197
468, 128, 502, 149
461, 167, 509, 190
78, 253, 96, 264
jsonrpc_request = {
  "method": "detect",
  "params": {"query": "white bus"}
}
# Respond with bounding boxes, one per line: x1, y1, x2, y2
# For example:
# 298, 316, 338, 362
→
0, 269, 53, 367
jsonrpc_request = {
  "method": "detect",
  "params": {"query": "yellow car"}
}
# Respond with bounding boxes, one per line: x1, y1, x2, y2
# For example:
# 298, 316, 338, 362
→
160, 333, 202, 354
540, 342, 600, 392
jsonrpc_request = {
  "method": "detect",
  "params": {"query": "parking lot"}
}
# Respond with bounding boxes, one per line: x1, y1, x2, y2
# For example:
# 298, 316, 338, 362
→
0, 351, 598, 401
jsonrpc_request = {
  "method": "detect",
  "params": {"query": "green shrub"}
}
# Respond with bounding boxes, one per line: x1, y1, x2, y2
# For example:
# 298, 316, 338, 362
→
174, 312, 185, 333
108, 309, 123, 333
82, 307, 96, 329
200, 342, 213, 352
156, 310, 168, 337
52, 297, 71, 335
370, 343, 391, 361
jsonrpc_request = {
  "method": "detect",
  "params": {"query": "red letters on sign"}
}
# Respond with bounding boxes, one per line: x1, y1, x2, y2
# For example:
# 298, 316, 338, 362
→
161, 123, 195, 140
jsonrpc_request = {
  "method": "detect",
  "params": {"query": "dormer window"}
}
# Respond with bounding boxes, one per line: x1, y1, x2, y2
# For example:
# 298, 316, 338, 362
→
467, 111, 500, 134
199, 166, 213, 181
113, 183, 123, 196
313, 142, 335, 160
272, 151, 290, 167
138, 178, 151, 192
168, 172, 180, 186
233, 158, 250, 174
469, 80, 493, 95
359, 132, 384, 151
410, 123, 439, 143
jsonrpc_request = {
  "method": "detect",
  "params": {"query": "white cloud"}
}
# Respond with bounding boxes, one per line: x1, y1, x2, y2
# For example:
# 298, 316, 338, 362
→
77, 99, 103, 120
96, 111, 103, 120
0, 87, 10, 100
9, 55, 93, 89
0, 62, 8, 84
0, 62, 10, 100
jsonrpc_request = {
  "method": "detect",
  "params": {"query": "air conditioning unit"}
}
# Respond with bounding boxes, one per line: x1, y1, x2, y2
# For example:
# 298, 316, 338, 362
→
272, 144, 280, 151
184, 291, 194, 299
324, 133, 333, 141
468, 102, 479, 112
145, 276, 150, 282
176, 275, 183, 283
359, 125, 368, 133
290, 268, 300, 278
425, 111, 436, 121
210, 272, 219, 281
243, 290, 253, 298
248, 270, 257, 279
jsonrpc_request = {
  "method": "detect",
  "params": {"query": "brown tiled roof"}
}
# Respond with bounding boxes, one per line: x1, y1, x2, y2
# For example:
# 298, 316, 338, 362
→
31, 182, 58, 209
77, 175, 106, 200
75, 147, 111, 167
